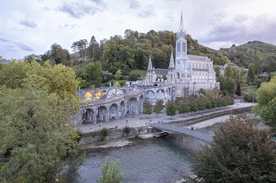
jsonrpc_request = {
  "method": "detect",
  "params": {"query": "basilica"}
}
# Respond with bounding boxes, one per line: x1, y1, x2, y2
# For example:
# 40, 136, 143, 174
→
146, 13, 220, 97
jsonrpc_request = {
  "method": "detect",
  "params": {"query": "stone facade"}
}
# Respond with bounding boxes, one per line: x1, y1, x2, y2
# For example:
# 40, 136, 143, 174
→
146, 13, 220, 97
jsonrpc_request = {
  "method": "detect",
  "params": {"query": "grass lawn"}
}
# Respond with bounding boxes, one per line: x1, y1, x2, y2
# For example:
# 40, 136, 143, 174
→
242, 86, 257, 94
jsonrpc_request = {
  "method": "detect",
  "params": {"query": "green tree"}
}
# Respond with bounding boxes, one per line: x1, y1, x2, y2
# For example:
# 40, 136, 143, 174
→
115, 69, 122, 80
82, 62, 102, 87
143, 101, 153, 115
253, 77, 276, 129
97, 157, 123, 183
46, 43, 71, 65
191, 115, 276, 183
247, 63, 256, 84
114, 81, 121, 87
166, 100, 176, 117
0, 61, 82, 182
235, 82, 241, 96
153, 99, 163, 115
128, 73, 139, 81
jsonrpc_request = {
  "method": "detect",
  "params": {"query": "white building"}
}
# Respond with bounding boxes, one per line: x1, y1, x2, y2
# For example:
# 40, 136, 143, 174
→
146, 13, 220, 97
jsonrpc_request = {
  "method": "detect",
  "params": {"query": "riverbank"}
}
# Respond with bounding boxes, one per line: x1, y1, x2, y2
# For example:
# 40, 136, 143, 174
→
77, 103, 254, 149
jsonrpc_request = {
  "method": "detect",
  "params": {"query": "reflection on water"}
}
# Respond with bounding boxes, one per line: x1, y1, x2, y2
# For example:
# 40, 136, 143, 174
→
74, 135, 205, 183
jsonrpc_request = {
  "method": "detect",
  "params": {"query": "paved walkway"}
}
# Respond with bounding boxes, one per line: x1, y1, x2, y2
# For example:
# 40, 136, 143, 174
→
75, 103, 254, 134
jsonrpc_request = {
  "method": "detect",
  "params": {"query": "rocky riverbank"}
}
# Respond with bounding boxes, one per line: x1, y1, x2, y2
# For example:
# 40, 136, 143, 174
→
84, 139, 134, 149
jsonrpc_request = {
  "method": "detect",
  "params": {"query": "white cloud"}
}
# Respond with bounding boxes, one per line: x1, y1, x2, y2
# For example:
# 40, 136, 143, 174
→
1, 0, 276, 59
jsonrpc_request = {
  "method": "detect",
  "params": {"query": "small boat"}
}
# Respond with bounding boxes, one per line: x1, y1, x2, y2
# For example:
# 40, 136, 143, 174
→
153, 131, 168, 137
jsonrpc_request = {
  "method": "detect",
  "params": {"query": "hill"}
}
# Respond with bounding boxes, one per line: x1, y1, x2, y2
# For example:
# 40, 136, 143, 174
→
220, 41, 276, 73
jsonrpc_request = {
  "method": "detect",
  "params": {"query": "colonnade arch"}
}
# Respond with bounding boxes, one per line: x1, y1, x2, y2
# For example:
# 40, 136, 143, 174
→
78, 92, 144, 125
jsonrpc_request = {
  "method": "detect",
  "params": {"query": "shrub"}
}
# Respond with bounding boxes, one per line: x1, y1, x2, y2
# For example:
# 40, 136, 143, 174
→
122, 126, 130, 136
99, 128, 110, 141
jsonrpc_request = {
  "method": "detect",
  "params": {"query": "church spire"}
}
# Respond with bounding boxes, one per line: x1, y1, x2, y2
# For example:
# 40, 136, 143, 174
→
169, 52, 174, 68
147, 56, 153, 70
179, 11, 184, 32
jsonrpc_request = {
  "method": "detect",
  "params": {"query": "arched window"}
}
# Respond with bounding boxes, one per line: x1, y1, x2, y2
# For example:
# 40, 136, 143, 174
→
177, 42, 181, 52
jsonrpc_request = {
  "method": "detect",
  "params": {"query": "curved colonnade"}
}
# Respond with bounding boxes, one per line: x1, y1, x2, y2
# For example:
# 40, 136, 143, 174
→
71, 85, 174, 125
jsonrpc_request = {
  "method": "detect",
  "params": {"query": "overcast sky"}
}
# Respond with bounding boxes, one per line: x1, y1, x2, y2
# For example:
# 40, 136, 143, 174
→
1, 0, 276, 60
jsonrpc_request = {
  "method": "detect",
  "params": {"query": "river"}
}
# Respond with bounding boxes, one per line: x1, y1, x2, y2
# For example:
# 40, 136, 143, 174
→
74, 115, 230, 183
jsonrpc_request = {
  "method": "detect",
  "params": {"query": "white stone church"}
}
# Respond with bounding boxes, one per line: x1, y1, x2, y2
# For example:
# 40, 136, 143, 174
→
146, 13, 220, 97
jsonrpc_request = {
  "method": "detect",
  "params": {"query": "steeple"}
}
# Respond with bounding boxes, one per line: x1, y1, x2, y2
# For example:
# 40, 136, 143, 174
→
147, 56, 153, 70
177, 12, 186, 38
169, 52, 175, 68
179, 11, 184, 32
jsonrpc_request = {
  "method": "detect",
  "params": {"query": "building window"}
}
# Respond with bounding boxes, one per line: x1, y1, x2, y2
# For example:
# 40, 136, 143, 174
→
177, 42, 181, 52
182, 42, 185, 52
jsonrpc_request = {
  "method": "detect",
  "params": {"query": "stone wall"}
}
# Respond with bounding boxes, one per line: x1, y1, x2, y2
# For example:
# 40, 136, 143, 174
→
79, 126, 151, 146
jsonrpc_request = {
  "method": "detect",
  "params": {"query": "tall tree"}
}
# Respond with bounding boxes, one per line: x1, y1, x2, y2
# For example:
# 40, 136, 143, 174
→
247, 63, 256, 84
143, 101, 153, 115
191, 115, 276, 183
166, 100, 176, 117
153, 99, 163, 115
81, 62, 103, 87
253, 77, 276, 129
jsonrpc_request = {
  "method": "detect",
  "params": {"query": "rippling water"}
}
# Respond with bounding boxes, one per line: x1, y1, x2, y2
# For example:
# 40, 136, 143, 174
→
74, 135, 205, 183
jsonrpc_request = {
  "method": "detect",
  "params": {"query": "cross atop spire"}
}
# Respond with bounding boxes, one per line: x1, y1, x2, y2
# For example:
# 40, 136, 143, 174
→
179, 11, 184, 32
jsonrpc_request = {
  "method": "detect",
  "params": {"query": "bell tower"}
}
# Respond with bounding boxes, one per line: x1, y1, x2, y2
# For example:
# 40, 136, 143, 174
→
175, 12, 188, 81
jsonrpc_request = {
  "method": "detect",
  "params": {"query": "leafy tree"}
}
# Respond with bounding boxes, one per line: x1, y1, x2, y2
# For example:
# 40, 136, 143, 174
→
99, 128, 111, 141
0, 61, 82, 183
191, 115, 276, 183
153, 99, 163, 115
115, 69, 122, 80
247, 63, 256, 84
46, 43, 71, 65
166, 100, 176, 117
97, 156, 123, 183
128, 73, 139, 81
235, 82, 241, 96
143, 101, 153, 115
114, 81, 121, 87
253, 77, 276, 130
81, 62, 102, 87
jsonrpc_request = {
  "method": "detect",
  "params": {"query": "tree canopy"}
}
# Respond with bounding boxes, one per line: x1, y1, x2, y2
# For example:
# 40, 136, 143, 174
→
166, 100, 176, 117
253, 77, 276, 130
143, 101, 153, 115
191, 115, 276, 183
0, 61, 82, 182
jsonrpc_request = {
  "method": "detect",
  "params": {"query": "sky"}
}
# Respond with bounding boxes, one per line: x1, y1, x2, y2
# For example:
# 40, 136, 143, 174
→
1, 0, 276, 60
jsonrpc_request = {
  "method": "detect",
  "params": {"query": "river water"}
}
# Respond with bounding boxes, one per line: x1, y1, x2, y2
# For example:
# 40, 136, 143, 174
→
74, 115, 230, 183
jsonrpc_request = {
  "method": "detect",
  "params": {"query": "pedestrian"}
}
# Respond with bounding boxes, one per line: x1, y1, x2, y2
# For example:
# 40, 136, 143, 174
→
191, 127, 194, 131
